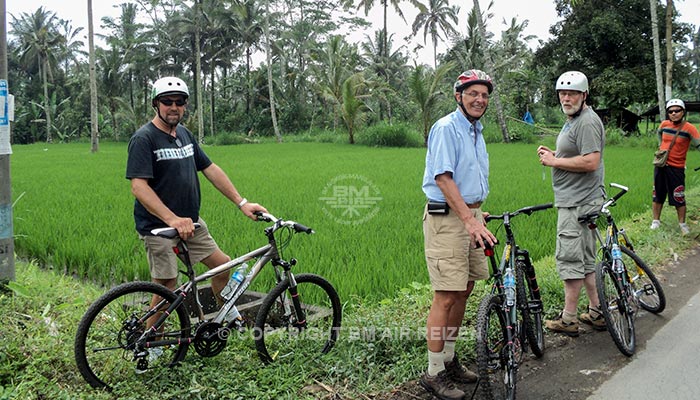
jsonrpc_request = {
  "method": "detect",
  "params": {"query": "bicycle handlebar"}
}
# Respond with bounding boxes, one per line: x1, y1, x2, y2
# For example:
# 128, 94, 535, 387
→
150, 223, 202, 238
255, 212, 315, 234
485, 203, 553, 222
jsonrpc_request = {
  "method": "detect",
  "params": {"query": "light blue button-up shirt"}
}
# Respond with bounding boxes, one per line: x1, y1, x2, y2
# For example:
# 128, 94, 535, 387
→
422, 108, 489, 203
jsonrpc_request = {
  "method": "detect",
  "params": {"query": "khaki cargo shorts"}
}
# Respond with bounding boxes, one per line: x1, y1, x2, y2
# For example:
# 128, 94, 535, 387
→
140, 218, 220, 280
423, 205, 489, 291
555, 199, 603, 280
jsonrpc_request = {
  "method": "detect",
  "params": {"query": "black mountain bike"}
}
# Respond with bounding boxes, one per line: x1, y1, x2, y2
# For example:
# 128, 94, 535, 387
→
74, 212, 342, 390
578, 183, 665, 356
475, 203, 553, 400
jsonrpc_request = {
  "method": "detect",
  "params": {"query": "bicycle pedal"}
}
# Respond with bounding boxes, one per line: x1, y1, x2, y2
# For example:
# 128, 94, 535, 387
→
528, 300, 543, 313
642, 284, 656, 296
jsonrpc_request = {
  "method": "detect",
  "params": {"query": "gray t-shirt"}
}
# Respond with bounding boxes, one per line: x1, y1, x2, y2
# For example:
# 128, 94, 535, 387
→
552, 107, 605, 207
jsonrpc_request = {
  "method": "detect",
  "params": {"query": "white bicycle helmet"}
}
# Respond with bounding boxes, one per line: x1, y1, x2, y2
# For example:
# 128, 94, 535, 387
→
666, 98, 685, 111
151, 77, 189, 101
555, 71, 588, 93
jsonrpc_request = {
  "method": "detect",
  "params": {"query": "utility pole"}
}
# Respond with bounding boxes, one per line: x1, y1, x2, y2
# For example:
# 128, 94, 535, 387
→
0, 0, 15, 284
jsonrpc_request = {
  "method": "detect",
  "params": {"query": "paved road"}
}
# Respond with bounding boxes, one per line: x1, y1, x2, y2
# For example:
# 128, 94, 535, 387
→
587, 290, 700, 400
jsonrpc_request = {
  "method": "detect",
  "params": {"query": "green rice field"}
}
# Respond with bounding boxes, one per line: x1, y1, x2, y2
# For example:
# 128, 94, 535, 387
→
9, 141, 696, 301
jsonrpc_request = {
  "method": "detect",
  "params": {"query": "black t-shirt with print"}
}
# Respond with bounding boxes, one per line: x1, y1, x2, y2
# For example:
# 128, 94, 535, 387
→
126, 122, 212, 235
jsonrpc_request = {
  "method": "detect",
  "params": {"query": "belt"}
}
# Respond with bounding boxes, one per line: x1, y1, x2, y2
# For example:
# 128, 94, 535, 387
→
427, 201, 482, 211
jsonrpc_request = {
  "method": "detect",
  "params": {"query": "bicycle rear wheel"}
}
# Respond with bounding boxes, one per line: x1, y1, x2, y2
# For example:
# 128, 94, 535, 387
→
621, 246, 666, 314
516, 261, 544, 358
475, 294, 516, 400
595, 261, 636, 357
254, 273, 341, 364
74, 281, 191, 390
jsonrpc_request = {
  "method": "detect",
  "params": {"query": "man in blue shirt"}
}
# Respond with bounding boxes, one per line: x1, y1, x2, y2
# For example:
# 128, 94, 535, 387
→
420, 70, 498, 400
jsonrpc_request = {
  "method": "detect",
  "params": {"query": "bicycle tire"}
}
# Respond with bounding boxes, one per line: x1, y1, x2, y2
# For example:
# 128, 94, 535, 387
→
254, 273, 341, 364
475, 294, 516, 400
516, 261, 545, 358
74, 281, 191, 390
595, 261, 636, 357
621, 245, 666, 314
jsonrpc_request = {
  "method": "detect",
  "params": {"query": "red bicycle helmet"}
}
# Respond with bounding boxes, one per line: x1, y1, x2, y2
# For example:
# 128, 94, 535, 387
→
454, 70, 493, 94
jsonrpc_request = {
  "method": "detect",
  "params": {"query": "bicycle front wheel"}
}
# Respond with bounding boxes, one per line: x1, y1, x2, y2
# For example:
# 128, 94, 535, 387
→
516, 261, 544, 358
476, 294, 516, 400
254, 273, 341, 364
74, 281, 191, 390
595, 261, 635, 357
621, 246, 666, 314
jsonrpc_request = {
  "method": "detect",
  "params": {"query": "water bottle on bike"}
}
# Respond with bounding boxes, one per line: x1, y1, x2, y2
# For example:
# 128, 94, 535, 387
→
611, 244, 623, 273
221, 263, 248, 300
221, 263, 248, 323
504, 267, 516, 306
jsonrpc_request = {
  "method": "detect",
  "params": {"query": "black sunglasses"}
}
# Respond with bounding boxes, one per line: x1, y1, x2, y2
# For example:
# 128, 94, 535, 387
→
668, 109, 683, 115
159, 98, 187, 106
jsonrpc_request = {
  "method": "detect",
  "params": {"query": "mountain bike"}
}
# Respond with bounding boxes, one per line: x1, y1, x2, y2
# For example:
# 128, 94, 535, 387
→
475, 203, 553, 400
578, 183, 666, 357
74, 212, 342, 390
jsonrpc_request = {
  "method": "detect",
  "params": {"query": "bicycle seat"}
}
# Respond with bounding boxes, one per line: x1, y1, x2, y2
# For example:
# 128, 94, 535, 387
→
578, 212, 599, 224
151, 223, 202, 239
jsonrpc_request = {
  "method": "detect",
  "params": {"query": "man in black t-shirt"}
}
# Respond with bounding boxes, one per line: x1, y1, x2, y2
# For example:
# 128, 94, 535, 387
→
126, 76, 266, 306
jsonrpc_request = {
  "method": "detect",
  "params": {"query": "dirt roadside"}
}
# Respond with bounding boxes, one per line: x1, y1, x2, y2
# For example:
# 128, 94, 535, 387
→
373, 246, 700, 400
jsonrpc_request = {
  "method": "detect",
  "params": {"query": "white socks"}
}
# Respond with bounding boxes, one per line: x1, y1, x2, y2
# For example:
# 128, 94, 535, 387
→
428, 341, 457, 376
427, 350, 445, 376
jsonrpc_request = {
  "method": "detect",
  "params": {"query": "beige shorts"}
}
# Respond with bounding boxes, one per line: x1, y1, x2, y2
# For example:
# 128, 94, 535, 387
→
140, 218, 220, 280
423, 205, 489, 291
555, 199, 603, 280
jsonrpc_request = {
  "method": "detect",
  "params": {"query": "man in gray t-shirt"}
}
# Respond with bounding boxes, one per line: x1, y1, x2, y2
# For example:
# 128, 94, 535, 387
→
537, 71, 606, 336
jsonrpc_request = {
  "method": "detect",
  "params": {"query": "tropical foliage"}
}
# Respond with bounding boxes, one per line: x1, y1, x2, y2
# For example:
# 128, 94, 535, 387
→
6, 0, 699, 145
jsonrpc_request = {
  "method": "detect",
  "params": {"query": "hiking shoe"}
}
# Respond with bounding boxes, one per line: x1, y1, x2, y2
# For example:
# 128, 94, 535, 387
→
419, 370, 466, 400
444, 357, 478, 384
135, 347, 163, 374
680, 223, 690, 235
650, 220, 661, 230
580, 307, 606, 331
545, 313, 580, 337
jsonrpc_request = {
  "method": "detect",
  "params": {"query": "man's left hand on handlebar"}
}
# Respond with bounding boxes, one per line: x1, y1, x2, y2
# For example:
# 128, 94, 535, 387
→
240, 202, 268, 220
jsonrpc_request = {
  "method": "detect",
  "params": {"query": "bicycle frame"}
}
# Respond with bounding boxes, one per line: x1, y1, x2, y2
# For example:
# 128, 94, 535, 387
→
580, 183, 632, 286
136, 213, 309, 350
484, 240, 521, 363
485, 207, 547, 343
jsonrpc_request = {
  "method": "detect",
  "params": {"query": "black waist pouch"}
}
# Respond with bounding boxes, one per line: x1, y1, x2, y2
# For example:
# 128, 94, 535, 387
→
427, 201, 449, 215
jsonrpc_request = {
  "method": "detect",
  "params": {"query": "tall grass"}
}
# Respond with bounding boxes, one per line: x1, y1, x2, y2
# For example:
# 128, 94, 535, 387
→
10, 141, 688, 301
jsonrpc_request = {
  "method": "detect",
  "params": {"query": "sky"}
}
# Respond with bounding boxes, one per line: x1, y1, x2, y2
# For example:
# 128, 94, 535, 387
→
5, 0, 700, 67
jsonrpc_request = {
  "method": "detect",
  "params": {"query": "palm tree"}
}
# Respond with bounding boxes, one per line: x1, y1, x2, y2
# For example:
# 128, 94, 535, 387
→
471, 0, 509, 142
231, 0, 264, 117
11, 7, 64, 142
663, 0, 674, 99
411, 0, 459, 68
693, 27, 700, 100
341, 73, 371, 144
408, 62, 454, 143
361, 29, 409, 122
88, 0, 99, 152
350, 0, 425, 63
650, 0, 665, 115
101, 2, 148, 113
315, 35, 355, 131
263, 0, 281, 141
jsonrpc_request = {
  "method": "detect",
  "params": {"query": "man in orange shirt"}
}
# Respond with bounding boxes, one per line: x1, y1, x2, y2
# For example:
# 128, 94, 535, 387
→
651, 99, 700, 234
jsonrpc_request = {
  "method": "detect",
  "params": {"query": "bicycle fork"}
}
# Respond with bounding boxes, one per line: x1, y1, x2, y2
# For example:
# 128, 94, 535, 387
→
516, 249, 543, 316
275, 259, 308, 329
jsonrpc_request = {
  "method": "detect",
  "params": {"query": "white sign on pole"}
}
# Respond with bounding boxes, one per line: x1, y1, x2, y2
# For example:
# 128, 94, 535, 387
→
0, 80, 11, 155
